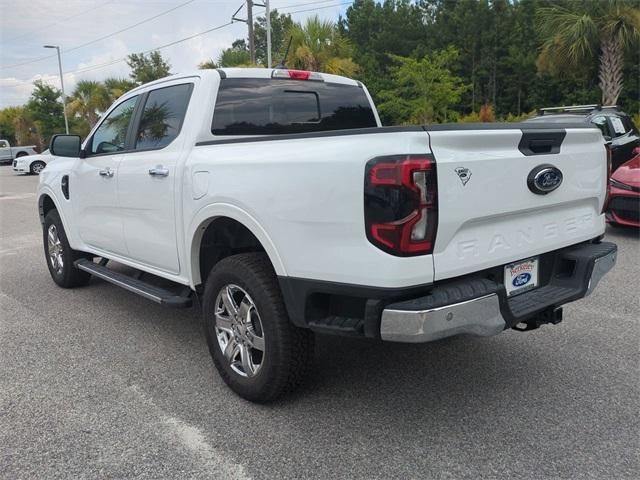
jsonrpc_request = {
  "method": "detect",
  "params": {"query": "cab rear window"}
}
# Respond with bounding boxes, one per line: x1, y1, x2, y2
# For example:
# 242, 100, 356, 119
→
212, 78, 377, 135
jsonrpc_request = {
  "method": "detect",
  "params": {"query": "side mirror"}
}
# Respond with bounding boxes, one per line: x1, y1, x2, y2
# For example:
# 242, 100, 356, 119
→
49, 134, 83, 158
603, 135, 612, 142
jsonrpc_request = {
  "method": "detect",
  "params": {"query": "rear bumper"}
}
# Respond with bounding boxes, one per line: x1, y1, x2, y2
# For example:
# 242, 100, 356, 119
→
279, 240, 617, 342
607, 189, 640, 227
380, 242, 616, 342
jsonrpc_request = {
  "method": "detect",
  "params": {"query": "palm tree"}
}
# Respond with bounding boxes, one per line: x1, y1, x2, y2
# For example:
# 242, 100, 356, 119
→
536, 0, 640, 105
103, 77, 136, 104
284, 16, 358, 76
67, 80, 109, 127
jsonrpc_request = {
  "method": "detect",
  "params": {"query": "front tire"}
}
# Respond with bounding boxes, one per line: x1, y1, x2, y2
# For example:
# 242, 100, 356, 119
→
30, 161, 46, 174
202, 253, 314, 403
43, 209, 92, 288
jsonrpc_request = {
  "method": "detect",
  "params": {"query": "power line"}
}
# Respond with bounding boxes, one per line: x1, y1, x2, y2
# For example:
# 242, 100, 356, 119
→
4, 0, 118, 43
2, 0, 196, 70
66, 21, 234, 75
65, 0, 351, 76
8, 0, 352, 78
283, 0, 352, 15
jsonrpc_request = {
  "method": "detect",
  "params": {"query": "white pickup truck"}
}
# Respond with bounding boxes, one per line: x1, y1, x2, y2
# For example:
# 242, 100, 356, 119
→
0, 139, 38, 165
39, 68, 617, 402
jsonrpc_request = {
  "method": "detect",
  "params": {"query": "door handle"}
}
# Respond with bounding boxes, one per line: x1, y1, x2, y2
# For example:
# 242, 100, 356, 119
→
148, 165, 169, 177
99, 168, 114, 178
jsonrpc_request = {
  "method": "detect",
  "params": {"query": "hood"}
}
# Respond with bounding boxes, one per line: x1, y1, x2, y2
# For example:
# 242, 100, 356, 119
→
611, 154, 640, 188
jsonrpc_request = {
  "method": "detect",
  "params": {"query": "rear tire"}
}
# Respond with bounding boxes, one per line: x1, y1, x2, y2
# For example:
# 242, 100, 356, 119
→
43, 209, 92, 288
202, 253, 314, 403
30, 161, 46, 174
15, 151, 28, 158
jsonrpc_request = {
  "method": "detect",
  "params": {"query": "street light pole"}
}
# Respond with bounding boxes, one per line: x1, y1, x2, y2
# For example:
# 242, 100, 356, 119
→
44, 45, 69, 134
265, 0, 272, 67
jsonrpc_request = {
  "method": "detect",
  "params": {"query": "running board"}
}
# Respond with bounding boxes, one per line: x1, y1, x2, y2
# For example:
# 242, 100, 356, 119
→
74, 259, 192, 308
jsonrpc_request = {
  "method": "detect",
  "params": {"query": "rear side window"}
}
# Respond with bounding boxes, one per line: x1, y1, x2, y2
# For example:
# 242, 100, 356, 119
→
212, 78, 377, 135
135, 83, 192, 150
608, 115, 628, 137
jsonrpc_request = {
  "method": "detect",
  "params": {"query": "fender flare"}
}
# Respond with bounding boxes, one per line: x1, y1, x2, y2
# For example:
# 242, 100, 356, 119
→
187, 203, 286, 286
37, 188, 75, 242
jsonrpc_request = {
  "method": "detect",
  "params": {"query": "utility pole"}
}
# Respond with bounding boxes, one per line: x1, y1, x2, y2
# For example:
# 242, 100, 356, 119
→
43, 45, 69, 134
247, 0, 255, 64
265, 0, 272, 67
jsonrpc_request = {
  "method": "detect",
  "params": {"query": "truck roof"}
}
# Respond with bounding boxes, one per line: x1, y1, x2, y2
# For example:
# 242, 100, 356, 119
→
126, 68, 360, 95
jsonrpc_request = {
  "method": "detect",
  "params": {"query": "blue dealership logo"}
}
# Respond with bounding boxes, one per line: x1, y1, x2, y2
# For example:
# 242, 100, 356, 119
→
512, 273, 532, 287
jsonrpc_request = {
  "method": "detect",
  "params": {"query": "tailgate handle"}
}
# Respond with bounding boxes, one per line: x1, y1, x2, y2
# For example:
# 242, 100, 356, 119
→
519, 130, 566, 156
528, 139, 554, 154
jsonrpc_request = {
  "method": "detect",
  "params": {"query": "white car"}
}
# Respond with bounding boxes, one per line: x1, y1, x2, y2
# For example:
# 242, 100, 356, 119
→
38, 68, 616, 402
13, 149, 52, 174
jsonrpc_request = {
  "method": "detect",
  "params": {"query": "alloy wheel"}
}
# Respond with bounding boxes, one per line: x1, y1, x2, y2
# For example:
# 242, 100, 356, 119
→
47, 224, 64, 274
214, 284, 265, 377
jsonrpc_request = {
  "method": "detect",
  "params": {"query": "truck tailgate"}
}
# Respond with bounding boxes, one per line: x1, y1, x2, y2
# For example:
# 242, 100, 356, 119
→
428, 126, 607, 281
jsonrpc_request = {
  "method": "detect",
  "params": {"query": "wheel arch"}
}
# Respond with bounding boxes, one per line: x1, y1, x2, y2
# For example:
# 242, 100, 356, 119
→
38, 192, 59, 224
189, 204, 286, 288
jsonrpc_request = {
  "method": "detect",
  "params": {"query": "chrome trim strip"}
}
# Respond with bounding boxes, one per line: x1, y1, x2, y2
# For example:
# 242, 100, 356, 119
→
380, 293, 505, 343
586, 249, 617, 296
76, 263, 163, 304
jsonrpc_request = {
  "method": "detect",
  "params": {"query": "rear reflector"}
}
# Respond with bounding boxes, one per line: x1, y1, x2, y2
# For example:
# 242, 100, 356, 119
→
365, 155, 437, 256
271, 69, 323, 81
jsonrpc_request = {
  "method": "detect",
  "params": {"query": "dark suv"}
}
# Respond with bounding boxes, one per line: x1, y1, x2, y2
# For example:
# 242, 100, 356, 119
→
524, 105, 640, 171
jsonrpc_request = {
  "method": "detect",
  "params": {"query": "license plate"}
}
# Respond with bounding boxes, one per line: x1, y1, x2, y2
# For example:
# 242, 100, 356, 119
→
504, 257, 539, 297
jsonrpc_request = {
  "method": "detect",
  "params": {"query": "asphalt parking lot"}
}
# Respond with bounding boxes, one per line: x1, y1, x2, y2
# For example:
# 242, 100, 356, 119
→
1, 166, 638, 479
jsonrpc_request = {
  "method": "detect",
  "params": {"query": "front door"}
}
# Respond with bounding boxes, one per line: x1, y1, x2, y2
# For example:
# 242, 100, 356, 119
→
117, 82, 193, 274
74, 95, 139, 255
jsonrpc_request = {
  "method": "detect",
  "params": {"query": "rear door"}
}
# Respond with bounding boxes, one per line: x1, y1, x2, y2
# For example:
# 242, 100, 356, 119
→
428, 125, 607, 281
117, 81, 194, 274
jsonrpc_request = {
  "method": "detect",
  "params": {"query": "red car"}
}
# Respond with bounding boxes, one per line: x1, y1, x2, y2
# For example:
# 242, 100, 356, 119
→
607, 149, 640, 227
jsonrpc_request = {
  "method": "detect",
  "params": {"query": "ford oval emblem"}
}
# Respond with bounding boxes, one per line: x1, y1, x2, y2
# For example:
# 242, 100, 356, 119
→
527, 164, 563, 195
512, 272, 532, 287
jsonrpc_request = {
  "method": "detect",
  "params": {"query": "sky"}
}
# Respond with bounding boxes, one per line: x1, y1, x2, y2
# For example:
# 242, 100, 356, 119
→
0, 0, 350, 109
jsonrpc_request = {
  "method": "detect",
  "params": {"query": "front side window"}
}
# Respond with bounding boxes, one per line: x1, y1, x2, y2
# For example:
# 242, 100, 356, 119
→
212, 78, 378, 135
135, 84, 192, 150
0, 140, 9, 148
89, 96, 138, 155
592, 116, 612, 139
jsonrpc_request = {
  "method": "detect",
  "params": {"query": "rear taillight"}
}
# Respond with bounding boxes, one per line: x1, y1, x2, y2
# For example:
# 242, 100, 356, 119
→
602, 144, 612, 214
364, 155, 437, 256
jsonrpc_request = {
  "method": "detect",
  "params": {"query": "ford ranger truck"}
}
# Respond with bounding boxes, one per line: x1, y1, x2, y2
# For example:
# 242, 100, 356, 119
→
38, 68, 617, 402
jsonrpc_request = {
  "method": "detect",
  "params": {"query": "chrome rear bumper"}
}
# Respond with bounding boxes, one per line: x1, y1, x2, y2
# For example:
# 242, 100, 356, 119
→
380, 243, 616, 343
380, 293, 505, 343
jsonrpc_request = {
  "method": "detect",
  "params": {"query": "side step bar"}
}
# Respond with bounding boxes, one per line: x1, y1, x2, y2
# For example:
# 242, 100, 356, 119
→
75, 259, 192, 308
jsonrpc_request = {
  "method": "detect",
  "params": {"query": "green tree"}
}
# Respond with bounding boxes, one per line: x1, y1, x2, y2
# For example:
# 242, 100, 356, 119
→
198, 59, 218, 69
254, 9, 294, 66
218, 39, 252, 67
103, 77, 136, 103
377, 48, 469, 124
26, 80, 66, 146
536, 0, 640, 105
0, 106, 36, 145
126, 51, 171, 84
67, 80, 109, 127
285, 16, 358, 76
